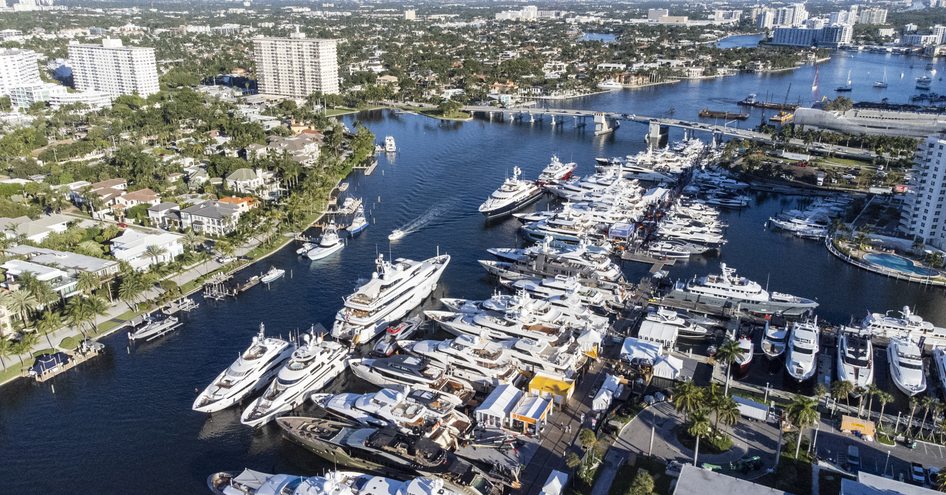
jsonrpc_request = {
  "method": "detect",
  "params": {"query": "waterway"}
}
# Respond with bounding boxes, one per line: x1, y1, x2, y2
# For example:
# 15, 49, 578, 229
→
2, 51, 946, 494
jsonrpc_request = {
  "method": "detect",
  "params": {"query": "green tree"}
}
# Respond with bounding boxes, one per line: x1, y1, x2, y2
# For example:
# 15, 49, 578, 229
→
688, 410, 712, 466
578, 428, 596, 450
673, 381, 704, 422
0, 336, 12, 368
7, 289, 38, 325
76, 271, 100, 296
831, 380, 855, 411
11, 332, 39, 367
786, 395, 820, 459
626, 470, 655, 495
876, 390, 894, 427
934, 470, 946, 492
145, 244, 168, 266
65, 297, 93, 338
714, 395, 741, 433
36, 310, 62, 348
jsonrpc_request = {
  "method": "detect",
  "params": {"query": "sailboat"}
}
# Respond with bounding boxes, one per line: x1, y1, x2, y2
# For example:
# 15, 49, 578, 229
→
873, 68, 888, 89
835, 70, 852, 92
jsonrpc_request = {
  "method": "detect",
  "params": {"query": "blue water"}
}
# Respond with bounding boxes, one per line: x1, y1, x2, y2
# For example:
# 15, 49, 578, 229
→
716, 34, 764, 49
2, 51, 946, 495
581, 32, 617, 43
864, 253, 940, 277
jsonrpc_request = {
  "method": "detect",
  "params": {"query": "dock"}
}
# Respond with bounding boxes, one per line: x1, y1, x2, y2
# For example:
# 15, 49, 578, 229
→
162, 297, 199, 315
354, 158, 378, 175
33, 343, 104, 383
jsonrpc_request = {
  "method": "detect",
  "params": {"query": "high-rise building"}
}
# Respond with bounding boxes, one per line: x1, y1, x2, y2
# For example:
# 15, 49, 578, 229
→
756, 9, 775, 29
774, 3, 808, 27
253, 33, 339, 97
934, 25, 946, 45
68, 39, 159, 97
0, 48, 40, 95
404, 9, 416, 21
858, 8, 888, 26
900, 136, 946, 249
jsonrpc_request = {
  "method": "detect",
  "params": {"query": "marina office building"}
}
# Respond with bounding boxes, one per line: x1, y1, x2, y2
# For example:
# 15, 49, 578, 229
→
252, 32, 340, 97
900, 136, 946, 250
68, 39, 159, 98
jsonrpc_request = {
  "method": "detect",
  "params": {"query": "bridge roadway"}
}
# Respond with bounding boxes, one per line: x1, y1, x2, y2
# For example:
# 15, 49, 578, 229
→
460, 105, 877, 161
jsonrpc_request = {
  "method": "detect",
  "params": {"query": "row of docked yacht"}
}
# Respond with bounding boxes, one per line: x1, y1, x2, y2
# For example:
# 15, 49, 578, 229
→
501, 274, 627, 313
766, 196, 852, 240
209, 467, 488, 495
477, 156, 577, 219
595, 137, 708, 182
479, 236, 624, 289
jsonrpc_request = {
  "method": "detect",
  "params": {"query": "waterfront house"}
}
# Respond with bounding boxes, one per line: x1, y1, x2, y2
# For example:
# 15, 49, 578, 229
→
218, 196, 257, 214
180, 200, 242, 236
225, 168, 283, 200
147, 202, 181, 231
0, 214, 72, 243
109, 229, 184, 271
1, 259, 78, 299
4, 245, 120, 279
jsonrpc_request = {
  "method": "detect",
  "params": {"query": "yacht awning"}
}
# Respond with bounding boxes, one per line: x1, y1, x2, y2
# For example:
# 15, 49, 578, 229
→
637, 320, 678, 351
653, 355, 683, 380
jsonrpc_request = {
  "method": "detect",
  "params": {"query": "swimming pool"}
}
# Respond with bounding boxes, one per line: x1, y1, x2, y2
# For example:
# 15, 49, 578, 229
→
863, 253, 940, 277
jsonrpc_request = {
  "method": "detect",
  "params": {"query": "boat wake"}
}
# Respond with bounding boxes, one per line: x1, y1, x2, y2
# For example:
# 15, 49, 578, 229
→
392, 199, 458, 239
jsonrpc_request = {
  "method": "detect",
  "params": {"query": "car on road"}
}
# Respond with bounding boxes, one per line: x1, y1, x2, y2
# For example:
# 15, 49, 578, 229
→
912, 462, 927, 485
846, 445, 861, 472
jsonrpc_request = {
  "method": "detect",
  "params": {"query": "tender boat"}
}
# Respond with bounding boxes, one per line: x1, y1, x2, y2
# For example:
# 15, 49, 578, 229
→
478, 166, 544, 218
388, 229, 406, 241
296, 242, 315, 255
348, 354, 475, 404
371, 315, 424, 357
760, 319, 789, 359
260, 267, 285, 284
193, 323, 295, 413
332, 254, 450, 344
785, 320, 819, 382
306, 222, 344, 260
537, 155, 577, 184
240, 332, 349, 427
665, 263, 818, 317
128, 314, 180, 342
836, 329, 873, 391
644, 307, 709, 339
347, 204, 368, 236
384, 135, 397, 152
888, 337, 927, 397
735, 335, 754, 375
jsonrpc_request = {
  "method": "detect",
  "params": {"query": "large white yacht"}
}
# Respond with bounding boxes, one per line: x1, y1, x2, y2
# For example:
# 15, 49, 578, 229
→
426, 306, 564, 343
399, 334, 520, 391
310, 385, 473, 445
348, 354, 475, 404
478, 166, 544, 218
306, 222, 345, 260
208, 469, 463, 495
861, 306, 946, 347
644, 307, 709, 339
496, 336, 585, 377
193, 324, 295, 413
934, 347, 946, 401
479, 239, 624, 288
760, 320, 789, 359
332, 254, 450, 344
503, 275, 627, 312
240, 333, 349, 427
537, 155, 577, 184
888, 337, 927, 397
836, 330, 874, 390
785, 320, 819, 382
666, 264, 818, 317
440, 289, 608, 329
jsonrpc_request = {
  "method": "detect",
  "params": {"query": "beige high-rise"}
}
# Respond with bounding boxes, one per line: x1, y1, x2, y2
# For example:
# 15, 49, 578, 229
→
253, 33, 339, 97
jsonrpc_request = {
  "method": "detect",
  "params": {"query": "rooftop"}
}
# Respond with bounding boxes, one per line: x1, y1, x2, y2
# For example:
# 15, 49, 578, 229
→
5, 245, 119, 275
673, 465, 791, 495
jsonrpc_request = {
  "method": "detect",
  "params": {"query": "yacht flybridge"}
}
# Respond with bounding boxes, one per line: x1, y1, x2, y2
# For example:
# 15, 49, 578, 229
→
836, 329, 873, 390
478, 166, 544, 218
332, 254, 450, 344
193, 323, 295, 413
860, 306, 946, 347
785, 320, 820, 382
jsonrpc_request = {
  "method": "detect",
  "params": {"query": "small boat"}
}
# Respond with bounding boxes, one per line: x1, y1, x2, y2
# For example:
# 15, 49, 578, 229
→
888, 337, 926, 396
874, 68, 888, 88
836, 329, 873, 391
128, 314, 180, 342
295, 242, 314, 255
306, 222, 344, 260
735, 335, 754, 375
346, 204, 368, 236
260, 267, 285, 284
388, 229, 406, 241
769, 111, 793, 124
597, 80, 623, 90
698, 109, 749, 120
760, 319, 788, 359
917, 76, 932, 90
384, 135, 396, 153
835, 70, 853, 92
372, 315, 424, 357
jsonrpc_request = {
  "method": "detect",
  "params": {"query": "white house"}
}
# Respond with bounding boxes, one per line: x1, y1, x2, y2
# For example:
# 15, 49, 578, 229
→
180, 200, 242, 236
109, 229, 184, 271
0, 214, 72, 243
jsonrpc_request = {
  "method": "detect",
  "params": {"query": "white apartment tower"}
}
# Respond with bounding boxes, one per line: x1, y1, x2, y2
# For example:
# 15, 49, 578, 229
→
0, 48, 40, 95
253, 32, 339, 97
68, 39, 159, 97
901, 136, 946, 249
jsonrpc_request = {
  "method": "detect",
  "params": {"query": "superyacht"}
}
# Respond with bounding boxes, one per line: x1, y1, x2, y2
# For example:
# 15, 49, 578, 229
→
399, 334, 520, 391
332, 253, 450, 344
537, 155, 577, 184
836, 330, 874, 390
478, 167, 543, 218
502, 275, 627, 312
888, 337, 927, 396
664, 264, 818, 317
860, 306, 946, 347
785, 320, 820, 382
348, 354, 475, 404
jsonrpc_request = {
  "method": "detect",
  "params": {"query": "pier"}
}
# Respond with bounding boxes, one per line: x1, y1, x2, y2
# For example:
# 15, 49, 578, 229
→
33, 343, 104, 383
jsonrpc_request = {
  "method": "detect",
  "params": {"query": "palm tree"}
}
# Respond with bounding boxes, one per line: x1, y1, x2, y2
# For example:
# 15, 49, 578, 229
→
36, 310, 62, 348
65, 297, 92, 338
76, 271, 100, 296
145, 244, 168, 266
919, 397, 939, 440
688, 410, 712, 466
7, 290, 37, 326
786, 394, 820, 459
118, 273, 146, 311
673, 381, 704, 422
11, 331, 39, 367
934, 470, 946, 492
856, 387, 869, 417
714, 339, 743, 395
714, 395, 741, 433
865, 385, 880, 419
876, 391, 894, 427
0, 336, 12, 369
831, 380, 854, 412
906, 397, 920, 435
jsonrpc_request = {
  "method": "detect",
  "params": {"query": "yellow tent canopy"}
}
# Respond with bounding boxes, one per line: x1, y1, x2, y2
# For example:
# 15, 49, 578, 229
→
529, 372, 575, 403
840, 415, 875, 439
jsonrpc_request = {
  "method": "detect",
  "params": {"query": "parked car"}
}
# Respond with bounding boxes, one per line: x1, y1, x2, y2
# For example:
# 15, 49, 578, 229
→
912, 462, 927, 485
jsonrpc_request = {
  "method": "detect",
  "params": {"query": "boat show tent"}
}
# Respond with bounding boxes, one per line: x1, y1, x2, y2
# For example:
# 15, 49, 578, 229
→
592, 374, 625, 412
540, 470, 569, 495
641, 187, 670, 205
840, 415, 876, 441
637, 320, 678, 351
620, 337, 661, 362
475, 383, 523, 429
511, 395, 553, 436
529, 370, 575, 405
577, 327, 603, 358
652, 355, 683, 380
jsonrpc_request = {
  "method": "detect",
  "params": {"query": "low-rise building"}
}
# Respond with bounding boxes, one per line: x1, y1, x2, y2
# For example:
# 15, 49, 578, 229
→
1, 259, 77, 299
225, 168, 283, 200
673, 464, 789, 495
4, 245, 120, 279
110, 229, 184, 271
218, 196, 257, 214
0, 214, 72, 243
180, 200, 242, 236
147, 202, 181, 231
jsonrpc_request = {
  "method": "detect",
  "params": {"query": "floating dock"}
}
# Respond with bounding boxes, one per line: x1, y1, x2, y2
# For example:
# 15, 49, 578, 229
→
33, 343, 104, 383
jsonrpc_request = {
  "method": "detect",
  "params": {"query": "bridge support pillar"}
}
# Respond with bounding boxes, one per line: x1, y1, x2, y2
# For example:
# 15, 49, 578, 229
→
575, 116, 587, 128
646, 120, 670, 150
593, 112, 613, 136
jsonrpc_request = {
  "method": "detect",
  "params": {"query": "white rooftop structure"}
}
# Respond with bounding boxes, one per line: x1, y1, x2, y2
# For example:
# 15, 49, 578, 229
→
540, 470, 568, 495
475, 383, 523, 429
620, 336, 661, 362
637, 319, 679, 351
673, 464, 791, 495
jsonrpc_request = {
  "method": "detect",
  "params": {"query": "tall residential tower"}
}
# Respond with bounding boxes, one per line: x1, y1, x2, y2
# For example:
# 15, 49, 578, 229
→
68, 39, 159, 97
901, 136, 946, 249
252, 32, 339, 97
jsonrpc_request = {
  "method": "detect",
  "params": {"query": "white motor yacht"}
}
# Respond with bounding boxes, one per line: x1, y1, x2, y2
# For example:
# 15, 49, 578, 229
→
478, 166, 544, 218
735, 336, 754, 374
537, 155, 577, 184
384, 135, 397, 152
760, 320, 789, 359
208, 469, 463, 495
666, 263, 818, 317
888, 337, 927, 396
503, 275, 627, 311
785, 320, 820, 382
388, 229, 406, 241
193, 323, 295, 413
332, 254, 450, 344
346, 204, 368, 236
934, 347, 946, 401
128, 314, 180, 342
644, 307, 709, 339
426, 305, 565, 344
371, 315, 424, 357
240, 332, 349, 427
400, 334, 519, 391
260, 267, 285, 284
861, 306, 946, 347
306, 222, 345, 260
836, 330, 874, 390
348, 354, 475, 404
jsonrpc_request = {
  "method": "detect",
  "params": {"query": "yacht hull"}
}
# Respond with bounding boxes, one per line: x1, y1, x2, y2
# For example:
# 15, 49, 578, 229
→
480, 189, 544, 218
663, 289, 817, 318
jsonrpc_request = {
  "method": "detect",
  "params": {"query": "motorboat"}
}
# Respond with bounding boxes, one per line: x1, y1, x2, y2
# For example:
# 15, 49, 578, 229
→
426, 306, 565, 344
296, 242, 315, 255
388, 229, 406, 241
760, 320, 789, 359
917, 76, 932, 90
836, 329, 873, 391
785, 320, 819, 382
347, 204, 368, 236
399, 334, 520, 391
597, 80, 623, 90
537, 155, 577, 184
479, 238, 624, 288
502, 275, 627, 312
860, 306, 946, 347
240, 332, 349, 427
440, 289, 608, 328
372, 315, 424, 357
646, 241, 692, 260
888, 337, 927, 396
128, 314, 180, 342
193, 323, 295, 413
332, 254, 450, 344
310, 385, 473, 446
260, 267, 285, 284
497, 335, 586, 376
208, 468, 469, 495
207, 469, 303, 495
735, 335, 754, 375
384, 135, 397, 152
644, 307, 709, 339
665, 263, 818, 317
275, 418, 499, 494
478, 166, 544, 218
349, 355, 475, 404
306, 222, 344, 260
